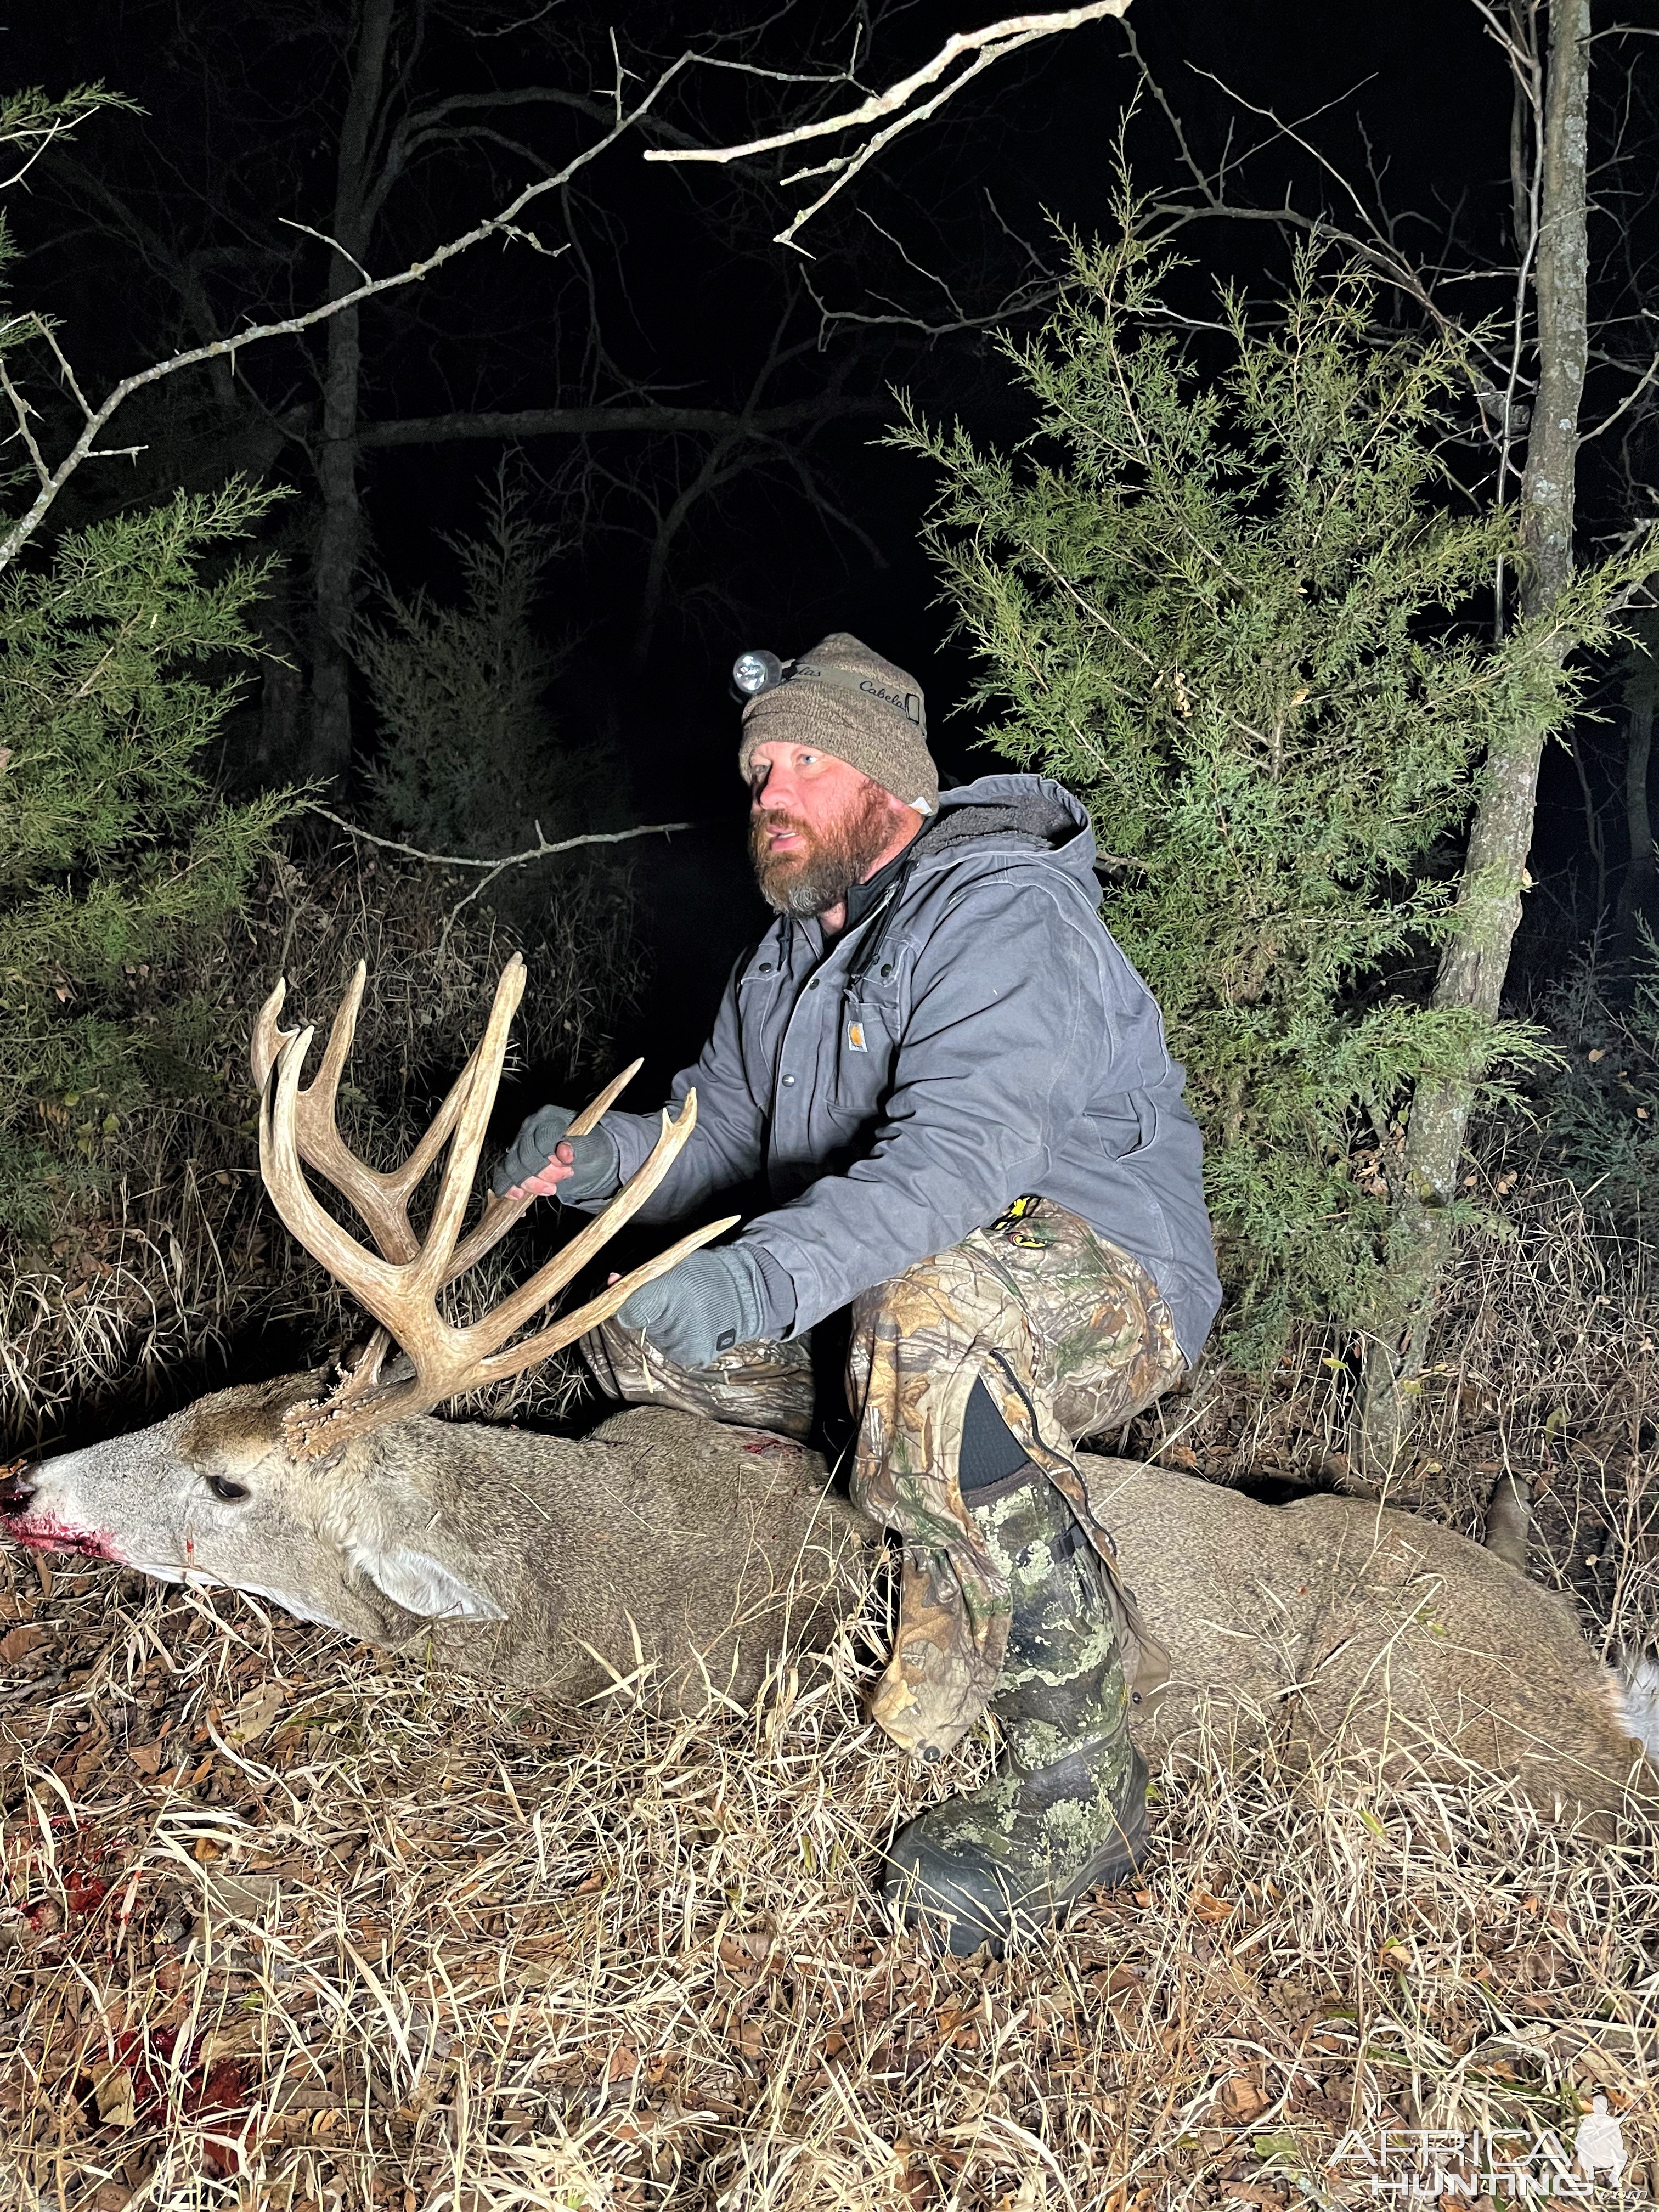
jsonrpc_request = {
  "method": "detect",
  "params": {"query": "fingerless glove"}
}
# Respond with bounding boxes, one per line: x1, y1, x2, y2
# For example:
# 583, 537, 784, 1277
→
492, 1104, 620, 1203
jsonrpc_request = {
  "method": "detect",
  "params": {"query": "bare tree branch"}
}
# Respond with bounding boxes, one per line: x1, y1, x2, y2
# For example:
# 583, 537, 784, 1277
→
306, 805, 695, 869
0, 54, 701, 575
645, 4, 1132, 249
305, 806, 698, 958
356, 393, 888, 448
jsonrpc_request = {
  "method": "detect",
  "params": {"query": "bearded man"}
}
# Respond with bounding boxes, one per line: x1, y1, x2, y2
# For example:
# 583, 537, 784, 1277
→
496, 634, 1221, 1954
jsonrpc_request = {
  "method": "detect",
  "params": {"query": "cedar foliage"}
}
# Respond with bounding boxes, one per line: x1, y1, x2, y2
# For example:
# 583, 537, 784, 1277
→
354, 478, 612, 861
0, 481, 289, 1238
901, 230, 1638, 1353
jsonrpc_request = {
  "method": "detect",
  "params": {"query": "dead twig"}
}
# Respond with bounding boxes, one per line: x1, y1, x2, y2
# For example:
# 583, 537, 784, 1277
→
646, 5, 1132, 250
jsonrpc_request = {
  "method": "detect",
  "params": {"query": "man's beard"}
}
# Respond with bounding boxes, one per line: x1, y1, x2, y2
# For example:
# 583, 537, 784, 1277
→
750, 782, 898, 917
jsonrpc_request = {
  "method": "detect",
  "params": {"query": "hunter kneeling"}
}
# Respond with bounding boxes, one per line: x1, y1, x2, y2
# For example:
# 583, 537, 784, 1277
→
496, 634, 1223, 1956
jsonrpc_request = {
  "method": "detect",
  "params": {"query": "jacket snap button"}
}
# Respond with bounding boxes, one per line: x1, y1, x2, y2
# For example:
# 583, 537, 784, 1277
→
781, 1073, 796, 1086
807, 977, 819, 989
880, 962, 893, 977
758, 962, 772, 973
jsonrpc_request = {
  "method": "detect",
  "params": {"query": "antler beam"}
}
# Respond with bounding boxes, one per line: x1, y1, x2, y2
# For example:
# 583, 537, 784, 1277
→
255, 958, 734, 1457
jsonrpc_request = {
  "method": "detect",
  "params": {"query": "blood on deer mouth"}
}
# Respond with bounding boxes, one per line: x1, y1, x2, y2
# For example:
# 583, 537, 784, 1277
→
3, 1511, 126, 1562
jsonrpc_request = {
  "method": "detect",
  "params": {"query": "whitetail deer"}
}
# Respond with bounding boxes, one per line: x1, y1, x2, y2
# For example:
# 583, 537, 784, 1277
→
2, 964, 1655, 1828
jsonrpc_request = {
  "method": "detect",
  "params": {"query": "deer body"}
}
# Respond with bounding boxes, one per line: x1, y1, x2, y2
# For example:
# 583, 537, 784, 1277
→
7, 1381, 1652, 1827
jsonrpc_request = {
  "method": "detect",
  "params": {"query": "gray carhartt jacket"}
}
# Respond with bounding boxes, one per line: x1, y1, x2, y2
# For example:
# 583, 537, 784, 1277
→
602, 774, 1222, 1362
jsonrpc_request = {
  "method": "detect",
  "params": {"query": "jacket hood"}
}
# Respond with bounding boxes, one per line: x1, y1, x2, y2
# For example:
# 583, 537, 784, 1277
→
926, 772, 1098, 898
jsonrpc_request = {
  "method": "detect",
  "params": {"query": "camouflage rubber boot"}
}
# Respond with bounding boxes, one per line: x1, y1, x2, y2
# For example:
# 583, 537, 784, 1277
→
881, 1468, 1147, 1957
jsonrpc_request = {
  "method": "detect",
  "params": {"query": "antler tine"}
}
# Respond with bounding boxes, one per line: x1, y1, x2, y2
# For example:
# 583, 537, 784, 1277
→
261, 1030, 405, 1326
470, 1210, 740, 1389
251, 974, 299, 1093
309, 958, 368, 1114
252, 965, 419, 1261
440, 1053, 645, 1288
394, 953, 533, 1189
462, 1087, 710, 1358
408, 955, 526, 1293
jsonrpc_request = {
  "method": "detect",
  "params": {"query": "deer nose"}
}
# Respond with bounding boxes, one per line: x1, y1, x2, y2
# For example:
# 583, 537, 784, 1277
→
0, 1463, 38, 1515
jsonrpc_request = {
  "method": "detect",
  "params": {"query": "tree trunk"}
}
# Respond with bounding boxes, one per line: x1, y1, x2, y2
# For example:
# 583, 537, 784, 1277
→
1616, 694, 1656, 943
305, 0, 395, 786
256, 561, 304, 773
1356, 0, 1592, 1477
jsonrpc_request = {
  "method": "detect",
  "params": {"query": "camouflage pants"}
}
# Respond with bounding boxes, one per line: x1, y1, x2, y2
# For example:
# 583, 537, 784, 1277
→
584, 1198, 1185, 1760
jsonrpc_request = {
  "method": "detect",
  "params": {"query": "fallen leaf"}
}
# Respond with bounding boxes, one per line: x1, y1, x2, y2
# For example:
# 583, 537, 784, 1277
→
1219, 2073, 1269, 2121
718, 1929, 774, 1981
226, 1679, 286, 1746
0, 1624, 47, 1664
91, 2061, 137, 2127
202, 1872, 278, 1923
1190, 1885, 1235, 1925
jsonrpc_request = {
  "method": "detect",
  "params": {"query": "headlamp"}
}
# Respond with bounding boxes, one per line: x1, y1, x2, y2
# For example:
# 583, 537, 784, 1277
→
732, 647, 785, 701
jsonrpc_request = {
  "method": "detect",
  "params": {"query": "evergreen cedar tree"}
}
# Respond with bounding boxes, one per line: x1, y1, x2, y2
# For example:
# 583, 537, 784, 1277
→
0, 481, 289, 1238
899, 231, 1656, 1358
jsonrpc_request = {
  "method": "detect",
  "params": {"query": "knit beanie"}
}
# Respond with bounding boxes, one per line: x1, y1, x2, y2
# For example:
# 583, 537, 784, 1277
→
737, 633, 938, 813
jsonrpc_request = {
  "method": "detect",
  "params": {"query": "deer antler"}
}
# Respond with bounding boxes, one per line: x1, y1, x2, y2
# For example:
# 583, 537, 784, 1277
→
256, 957, 735, 1458
251, 958, 642, 1278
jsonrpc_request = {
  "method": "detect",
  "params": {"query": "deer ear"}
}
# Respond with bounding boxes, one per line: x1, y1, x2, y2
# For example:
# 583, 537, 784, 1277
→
351, 1544, 505, 1622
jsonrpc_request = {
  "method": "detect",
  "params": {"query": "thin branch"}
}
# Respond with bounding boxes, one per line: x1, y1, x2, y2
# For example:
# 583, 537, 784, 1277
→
278, 218, 374, 285
1581, 348, 1659, 444
309, 806, 699, 958
644, 4, 1131, 246
0, 360, 50, 487
0, 54, 697, 575
357, 393, 887, 448
306, 806, 695, 871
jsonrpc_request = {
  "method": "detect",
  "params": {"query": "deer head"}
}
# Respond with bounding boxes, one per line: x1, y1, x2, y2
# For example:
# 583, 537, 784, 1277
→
0, 1372, 513, 1638
2, 959, 738, 1624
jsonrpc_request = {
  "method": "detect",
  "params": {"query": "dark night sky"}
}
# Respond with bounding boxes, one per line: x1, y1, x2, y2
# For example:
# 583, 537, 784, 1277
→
9, 2, 1643, 1088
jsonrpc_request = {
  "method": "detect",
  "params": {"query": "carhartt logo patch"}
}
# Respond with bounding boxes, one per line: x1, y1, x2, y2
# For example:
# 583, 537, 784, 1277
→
847, 1020, 868, 1052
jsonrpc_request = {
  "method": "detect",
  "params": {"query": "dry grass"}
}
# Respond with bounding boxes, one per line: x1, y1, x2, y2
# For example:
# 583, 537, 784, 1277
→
0, 843, 640, 1450
3, 1540, 1656, 2212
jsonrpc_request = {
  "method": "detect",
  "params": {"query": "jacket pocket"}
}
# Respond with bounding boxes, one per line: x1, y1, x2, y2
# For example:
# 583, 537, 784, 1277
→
831, 991, 889, 1115
832, 956, 911, 1114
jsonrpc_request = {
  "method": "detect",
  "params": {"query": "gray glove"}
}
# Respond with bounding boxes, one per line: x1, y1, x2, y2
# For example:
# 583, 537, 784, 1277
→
614, 1245, 770, 1367
492, 1104, 620, 1202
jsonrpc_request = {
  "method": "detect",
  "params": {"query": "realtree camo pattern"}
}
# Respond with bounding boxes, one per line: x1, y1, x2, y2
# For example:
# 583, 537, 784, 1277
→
585, 1197, 1183, 1758
583, 1320, 816, 1441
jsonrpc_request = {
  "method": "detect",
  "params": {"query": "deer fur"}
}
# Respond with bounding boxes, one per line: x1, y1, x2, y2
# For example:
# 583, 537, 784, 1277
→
4, 1376, 1655, 1831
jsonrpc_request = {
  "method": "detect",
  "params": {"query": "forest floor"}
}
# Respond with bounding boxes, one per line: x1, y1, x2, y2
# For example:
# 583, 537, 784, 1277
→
2, 1168, 1657, 2210
2, 1510, 1656, 2212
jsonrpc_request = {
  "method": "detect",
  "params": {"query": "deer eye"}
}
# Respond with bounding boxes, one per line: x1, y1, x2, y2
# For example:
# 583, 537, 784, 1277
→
205, 1474, 250, 1503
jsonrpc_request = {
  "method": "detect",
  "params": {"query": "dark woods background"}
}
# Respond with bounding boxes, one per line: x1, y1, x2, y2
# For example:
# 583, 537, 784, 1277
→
3, 0, 1657, 1454
21, 0, 1635, 1070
